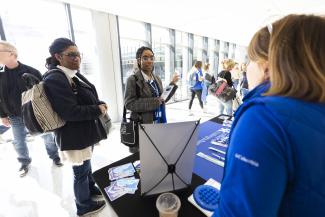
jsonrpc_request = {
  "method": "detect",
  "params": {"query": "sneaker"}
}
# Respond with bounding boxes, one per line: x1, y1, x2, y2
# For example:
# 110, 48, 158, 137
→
18, 164, 30, 177
189, 110, 194, 116
77, 200, 106, 217
203, 107, 208, 113
53, 158, 63, 167
90, 186, 104, 201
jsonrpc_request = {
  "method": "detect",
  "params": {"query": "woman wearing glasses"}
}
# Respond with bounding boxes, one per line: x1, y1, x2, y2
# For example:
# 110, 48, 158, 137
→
124, 46, 179, 152
44, 38, 107, 217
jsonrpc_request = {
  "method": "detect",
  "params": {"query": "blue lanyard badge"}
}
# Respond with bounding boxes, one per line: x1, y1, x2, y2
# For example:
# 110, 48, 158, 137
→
148, 80, 159, 97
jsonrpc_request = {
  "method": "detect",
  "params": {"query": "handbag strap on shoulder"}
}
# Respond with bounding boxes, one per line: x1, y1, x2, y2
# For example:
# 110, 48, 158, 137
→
123, 75, 140, 121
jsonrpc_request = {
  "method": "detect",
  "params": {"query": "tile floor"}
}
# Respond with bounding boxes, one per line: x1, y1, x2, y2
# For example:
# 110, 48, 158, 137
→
0, 95, 226, 217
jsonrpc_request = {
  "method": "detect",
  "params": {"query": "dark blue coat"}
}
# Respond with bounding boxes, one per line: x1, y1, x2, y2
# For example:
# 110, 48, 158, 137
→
43, 69, 106, 151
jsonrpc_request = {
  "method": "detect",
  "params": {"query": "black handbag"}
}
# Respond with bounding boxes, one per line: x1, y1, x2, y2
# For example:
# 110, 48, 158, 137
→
99, 113, 111, 135
120, 106, 138, 147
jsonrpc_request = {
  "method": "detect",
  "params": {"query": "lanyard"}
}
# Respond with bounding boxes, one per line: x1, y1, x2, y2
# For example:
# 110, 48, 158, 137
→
148, 80, 160, 97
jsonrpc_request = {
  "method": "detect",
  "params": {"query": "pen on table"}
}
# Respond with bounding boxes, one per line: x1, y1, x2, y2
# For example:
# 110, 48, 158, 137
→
211, 153, 225, 161
208, 147, 226, 155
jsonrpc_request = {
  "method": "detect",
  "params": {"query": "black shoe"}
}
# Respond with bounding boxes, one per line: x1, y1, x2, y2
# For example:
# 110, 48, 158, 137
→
129, 146, 139, 153
18, 164, 30, 177
53, 158, 63, 167
91, 186, 104, 201
77, 200, 106, 217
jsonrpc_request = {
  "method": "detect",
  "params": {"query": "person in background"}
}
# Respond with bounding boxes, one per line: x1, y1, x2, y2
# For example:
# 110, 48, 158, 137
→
202, 63, 212, 105
215, 59, 234, 115
230, 62, 240, 90
188, 60, 205, 115
44, 38, 107, 217
0, 41, 62, 177
212, 14, 325, 217
239, 63, 249, 99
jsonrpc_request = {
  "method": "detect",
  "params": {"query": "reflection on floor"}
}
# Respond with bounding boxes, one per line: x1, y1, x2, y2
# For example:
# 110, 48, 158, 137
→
0, 95, 224, 217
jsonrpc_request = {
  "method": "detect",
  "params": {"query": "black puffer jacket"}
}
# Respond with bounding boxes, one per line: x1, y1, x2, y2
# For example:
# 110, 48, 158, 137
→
43, 69, 106, 151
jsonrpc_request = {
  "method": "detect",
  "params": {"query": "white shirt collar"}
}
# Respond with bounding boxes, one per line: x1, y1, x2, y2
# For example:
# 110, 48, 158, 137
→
57, 65, 78, 78
141, 71, 153, 82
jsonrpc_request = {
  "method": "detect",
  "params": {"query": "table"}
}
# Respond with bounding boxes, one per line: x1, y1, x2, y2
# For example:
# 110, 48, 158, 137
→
193, 115, 230, 181
92, 115, 231, 217
93, 152, 206, 217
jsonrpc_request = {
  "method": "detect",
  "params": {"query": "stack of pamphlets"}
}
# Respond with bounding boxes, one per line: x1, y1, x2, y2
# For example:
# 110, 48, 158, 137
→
104, 163, 139, 201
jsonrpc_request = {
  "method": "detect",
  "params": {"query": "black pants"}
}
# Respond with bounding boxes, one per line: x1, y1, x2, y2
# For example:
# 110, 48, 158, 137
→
189, 89, 204, 109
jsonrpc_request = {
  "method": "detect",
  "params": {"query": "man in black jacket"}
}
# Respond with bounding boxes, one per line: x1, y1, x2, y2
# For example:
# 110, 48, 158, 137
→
0, 41, 62, 177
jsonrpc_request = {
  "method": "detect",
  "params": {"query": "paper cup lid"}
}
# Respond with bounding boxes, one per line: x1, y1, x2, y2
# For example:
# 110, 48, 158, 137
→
156, 192, 181, 213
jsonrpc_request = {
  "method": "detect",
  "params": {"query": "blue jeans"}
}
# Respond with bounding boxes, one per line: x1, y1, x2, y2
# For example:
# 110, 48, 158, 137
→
9, 116, 59, 165
216, 98, 233, 115
241, 88, 249, 99
73, 160, 97, 215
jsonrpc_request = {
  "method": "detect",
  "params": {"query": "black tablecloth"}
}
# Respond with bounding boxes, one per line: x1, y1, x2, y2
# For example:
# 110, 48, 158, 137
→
93, 152, 206, 217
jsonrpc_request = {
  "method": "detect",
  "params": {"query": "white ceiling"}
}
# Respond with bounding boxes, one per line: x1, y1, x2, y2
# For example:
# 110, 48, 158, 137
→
60, 0, 325, 46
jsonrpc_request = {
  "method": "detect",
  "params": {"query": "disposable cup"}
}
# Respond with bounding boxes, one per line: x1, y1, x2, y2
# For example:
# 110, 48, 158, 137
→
156, 192, 181, 217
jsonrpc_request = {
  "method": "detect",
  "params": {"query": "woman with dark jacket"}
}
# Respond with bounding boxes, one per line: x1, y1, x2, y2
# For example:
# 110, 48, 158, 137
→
43, 38, 107, 217
124, 46, 179, 152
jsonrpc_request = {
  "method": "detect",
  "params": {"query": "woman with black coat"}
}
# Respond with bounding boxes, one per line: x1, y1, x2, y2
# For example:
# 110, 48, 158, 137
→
43, 38, 107, 217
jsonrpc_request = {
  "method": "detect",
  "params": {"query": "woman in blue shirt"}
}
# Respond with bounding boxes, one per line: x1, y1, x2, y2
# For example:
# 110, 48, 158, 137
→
213, 14, 325, 217
188, 60, 204, 115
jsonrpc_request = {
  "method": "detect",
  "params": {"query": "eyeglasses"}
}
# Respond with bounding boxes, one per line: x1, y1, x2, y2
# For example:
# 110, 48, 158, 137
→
61, 52, 82, 59
0, 50, 12, 53
141, 56, 155, 62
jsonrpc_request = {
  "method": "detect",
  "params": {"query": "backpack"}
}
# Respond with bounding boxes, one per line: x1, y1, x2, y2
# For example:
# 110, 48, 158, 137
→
21, 69, 66, 135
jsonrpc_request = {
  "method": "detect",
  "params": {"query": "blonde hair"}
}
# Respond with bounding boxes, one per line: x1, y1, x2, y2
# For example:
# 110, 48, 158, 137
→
267, 14, 325, 102
222, 59, 235, 71
0, 41, 18, 57
203, 63, 210, 71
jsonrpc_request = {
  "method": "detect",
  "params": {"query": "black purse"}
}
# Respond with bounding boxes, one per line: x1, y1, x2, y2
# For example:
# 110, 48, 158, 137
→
120, 106, 138, 148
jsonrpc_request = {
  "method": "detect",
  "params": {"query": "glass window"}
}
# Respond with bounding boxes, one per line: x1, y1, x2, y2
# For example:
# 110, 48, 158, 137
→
118, 17, 148, 90
193, 35, 203, 62
152, 25, 172, 84
0, 0, 69, 73
71, 6, 98, 84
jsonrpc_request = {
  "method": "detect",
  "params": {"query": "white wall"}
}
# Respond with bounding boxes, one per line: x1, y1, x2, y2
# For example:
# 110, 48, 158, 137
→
92, 11, 124, 122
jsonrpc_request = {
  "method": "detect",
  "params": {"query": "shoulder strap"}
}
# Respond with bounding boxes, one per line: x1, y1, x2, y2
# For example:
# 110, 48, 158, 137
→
123, 75, 140, 121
